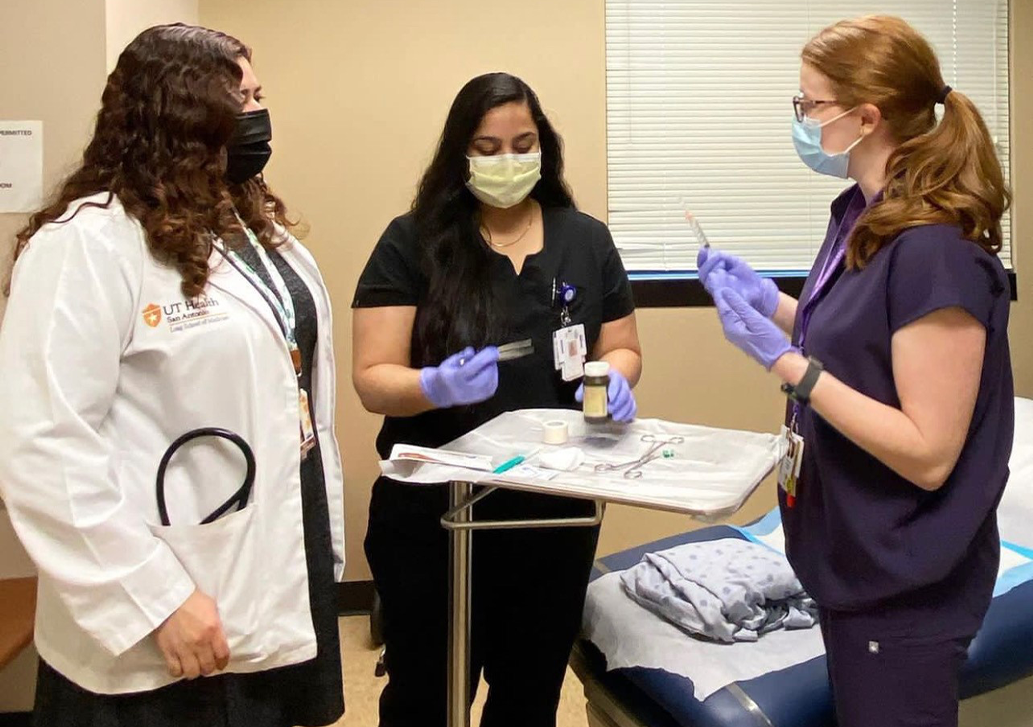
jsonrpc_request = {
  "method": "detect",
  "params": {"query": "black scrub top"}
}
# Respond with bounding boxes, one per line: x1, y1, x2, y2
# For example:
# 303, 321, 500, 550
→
353, 206, 635, 458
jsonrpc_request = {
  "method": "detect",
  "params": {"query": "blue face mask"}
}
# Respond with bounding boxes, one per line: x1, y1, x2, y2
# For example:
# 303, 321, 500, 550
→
791, 108, 863, 179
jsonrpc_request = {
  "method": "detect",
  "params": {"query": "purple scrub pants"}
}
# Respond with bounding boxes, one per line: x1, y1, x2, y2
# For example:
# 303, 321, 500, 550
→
819, 608, 973, 727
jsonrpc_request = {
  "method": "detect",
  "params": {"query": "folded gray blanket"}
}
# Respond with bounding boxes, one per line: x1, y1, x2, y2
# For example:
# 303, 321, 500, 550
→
620, 538, 818, 643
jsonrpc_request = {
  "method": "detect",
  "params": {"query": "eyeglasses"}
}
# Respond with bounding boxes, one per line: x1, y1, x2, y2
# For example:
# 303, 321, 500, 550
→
793, 95, 840, 122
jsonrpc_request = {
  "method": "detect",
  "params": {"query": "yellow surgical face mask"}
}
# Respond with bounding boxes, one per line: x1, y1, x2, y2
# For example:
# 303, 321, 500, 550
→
465, 152, 542, 209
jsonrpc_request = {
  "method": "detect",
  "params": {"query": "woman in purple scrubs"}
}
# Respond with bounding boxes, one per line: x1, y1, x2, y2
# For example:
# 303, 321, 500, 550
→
700, 16, 1012, 727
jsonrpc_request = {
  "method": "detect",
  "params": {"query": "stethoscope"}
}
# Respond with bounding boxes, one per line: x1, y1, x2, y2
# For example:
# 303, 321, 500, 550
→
156, 428, 256, 527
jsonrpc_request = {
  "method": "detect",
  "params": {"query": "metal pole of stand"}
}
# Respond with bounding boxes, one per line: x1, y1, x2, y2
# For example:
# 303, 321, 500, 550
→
446, 481, 473, 727
441, 482, 603, 727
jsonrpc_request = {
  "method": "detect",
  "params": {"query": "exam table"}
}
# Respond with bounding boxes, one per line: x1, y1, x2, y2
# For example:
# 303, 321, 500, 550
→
573, 397, 1033, 727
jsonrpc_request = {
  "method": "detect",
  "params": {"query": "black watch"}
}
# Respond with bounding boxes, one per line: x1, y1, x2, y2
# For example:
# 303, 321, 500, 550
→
781, 357, 824, 405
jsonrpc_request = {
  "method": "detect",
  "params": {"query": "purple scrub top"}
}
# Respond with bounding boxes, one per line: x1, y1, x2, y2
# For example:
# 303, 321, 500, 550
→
782, 184, 1014, 631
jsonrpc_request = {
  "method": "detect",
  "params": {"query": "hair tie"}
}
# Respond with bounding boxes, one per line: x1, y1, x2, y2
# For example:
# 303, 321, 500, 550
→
937, 85, 953, 105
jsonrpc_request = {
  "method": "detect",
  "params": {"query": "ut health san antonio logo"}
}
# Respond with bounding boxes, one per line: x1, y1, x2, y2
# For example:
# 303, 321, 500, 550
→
142, 304, 162, 328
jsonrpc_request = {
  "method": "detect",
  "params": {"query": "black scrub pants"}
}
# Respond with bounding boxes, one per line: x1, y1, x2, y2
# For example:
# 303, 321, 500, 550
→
365, 476, 600, 727
819, 607, 974, 727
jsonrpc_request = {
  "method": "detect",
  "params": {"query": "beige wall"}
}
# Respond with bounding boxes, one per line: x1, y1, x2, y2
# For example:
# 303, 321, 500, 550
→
193, 0, 805, 584
0, 1, 107, 323
1010, 0, 1033, 397
200, 0, 1033, 584
197, 0, 627, 582
105, 0, 201, 72
0, 0, 106, 711
0, 0, 198, 711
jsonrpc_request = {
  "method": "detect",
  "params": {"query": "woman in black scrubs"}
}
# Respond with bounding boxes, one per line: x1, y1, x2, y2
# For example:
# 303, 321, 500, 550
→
352, 72, 642, 727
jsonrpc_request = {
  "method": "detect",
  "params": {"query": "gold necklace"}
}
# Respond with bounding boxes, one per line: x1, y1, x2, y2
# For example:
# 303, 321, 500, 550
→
482, 206, 534, 249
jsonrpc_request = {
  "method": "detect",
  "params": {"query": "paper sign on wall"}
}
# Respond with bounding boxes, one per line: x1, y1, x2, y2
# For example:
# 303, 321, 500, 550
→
0, 121, 44, 213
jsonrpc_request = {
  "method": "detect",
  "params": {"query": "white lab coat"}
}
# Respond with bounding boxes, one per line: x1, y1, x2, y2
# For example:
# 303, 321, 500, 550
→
0, 194, 345, 695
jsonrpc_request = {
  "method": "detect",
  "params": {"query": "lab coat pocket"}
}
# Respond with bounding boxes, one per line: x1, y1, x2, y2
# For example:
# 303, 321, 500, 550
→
148, 507, 266, 664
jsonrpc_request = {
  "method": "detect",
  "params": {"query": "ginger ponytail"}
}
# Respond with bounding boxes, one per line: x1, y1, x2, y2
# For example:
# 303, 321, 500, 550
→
852, 87, 1010, 266
802, 15, 1010, 269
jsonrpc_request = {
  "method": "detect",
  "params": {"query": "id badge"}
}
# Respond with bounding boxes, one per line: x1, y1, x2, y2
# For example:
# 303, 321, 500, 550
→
777, 425, 794, 492
299, 389, 316, 460
553, 324, 587, 381
777, 425, 804, 504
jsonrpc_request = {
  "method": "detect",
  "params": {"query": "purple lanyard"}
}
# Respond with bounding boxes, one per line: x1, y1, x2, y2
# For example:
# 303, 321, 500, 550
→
792, 242, 845, 425
791, 192, 865, 424
798, 243, 846, 350
798, 189, 872, 351
797, 192, 864, 352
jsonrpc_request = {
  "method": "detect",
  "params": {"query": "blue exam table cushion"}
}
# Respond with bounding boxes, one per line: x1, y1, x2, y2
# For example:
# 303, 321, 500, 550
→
584, 523, 1033, 727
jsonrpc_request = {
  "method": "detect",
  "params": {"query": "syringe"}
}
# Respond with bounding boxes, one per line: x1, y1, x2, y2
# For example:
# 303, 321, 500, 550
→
684, 211, 710, 249
679, 197, 710, 249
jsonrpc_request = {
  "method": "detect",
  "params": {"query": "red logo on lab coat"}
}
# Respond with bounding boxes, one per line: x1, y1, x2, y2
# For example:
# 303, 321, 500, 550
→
142, 304, 162, 328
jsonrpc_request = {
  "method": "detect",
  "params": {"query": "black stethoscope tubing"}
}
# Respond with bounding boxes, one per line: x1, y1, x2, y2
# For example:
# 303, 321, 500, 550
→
156, 428, 256, 527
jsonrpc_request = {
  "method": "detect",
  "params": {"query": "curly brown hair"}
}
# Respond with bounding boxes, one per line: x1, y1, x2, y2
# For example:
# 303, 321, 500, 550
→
803, 16, 1010, 269
10, 23, 293, 297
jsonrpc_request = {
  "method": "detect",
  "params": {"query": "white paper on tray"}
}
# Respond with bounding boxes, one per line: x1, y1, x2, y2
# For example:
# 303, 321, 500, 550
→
387, 444, 495, 471
379, 409, 781, 517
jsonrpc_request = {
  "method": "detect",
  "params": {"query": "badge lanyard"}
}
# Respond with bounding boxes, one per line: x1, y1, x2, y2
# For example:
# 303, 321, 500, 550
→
552, 278, 576, 327
782, 213, 852, 507
798, 195, 865, 352
220, 216, 316, 458
551, 278, 586, 381
222, 218, 302, 376
790, 238, 846, 427
797, 243, 846, 353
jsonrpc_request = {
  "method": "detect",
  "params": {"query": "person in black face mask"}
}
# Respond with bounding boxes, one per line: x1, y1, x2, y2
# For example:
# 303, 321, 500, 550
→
14, 24, 345, 727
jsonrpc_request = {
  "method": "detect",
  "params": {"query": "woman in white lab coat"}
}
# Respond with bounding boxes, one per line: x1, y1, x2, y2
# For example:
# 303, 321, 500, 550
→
0, 24, 345, 727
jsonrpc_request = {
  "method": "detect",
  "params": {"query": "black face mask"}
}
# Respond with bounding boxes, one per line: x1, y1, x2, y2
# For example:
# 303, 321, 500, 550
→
226, 109, 272, 184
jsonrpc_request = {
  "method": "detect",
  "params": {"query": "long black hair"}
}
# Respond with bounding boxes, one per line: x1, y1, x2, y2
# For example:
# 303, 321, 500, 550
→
411, 72, 574, 365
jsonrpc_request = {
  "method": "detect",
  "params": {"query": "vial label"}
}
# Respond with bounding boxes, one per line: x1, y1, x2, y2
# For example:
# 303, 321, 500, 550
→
584, 385, 608, 419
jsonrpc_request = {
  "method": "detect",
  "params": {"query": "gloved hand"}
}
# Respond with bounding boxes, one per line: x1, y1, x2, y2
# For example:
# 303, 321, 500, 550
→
575, 368, 637, 423
713, 285, 793, 370
420, 346, 499, 408
697, 246, 780, 318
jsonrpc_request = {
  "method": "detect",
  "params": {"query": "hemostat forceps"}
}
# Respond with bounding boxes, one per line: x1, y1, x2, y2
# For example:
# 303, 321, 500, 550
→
595, 434, 685, 479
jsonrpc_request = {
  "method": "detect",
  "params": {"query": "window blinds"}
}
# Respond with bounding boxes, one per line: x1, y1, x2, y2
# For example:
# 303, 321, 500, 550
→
605, 0, 1011, 273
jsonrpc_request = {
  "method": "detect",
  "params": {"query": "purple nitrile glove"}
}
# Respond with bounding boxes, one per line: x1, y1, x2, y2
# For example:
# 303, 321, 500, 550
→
697, 246, 779, 318
575, 369, 638, 423
419, 346, 499, 408
713, 287, 793, 370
